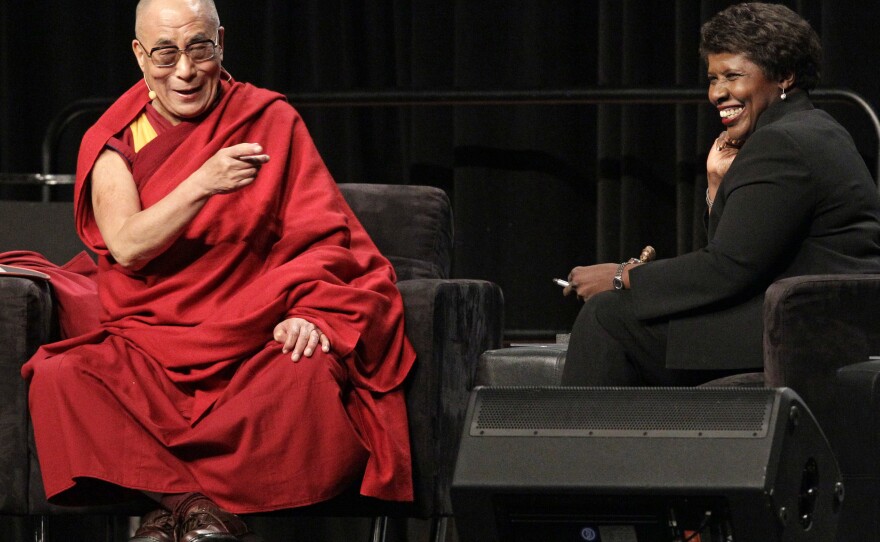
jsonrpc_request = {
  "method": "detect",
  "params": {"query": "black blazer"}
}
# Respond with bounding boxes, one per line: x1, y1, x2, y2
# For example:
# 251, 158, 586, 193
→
629, 91, 880, 370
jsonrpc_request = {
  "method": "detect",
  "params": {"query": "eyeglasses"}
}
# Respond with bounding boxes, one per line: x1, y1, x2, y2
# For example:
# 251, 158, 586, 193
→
139, 38, 219, 68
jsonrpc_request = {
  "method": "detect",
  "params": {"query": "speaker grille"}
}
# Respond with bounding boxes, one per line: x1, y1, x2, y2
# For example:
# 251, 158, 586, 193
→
470, 387, 775, 438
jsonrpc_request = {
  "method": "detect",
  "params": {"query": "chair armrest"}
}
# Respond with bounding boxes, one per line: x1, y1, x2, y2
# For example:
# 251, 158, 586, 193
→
0, 276, 54, 514
763, 273, 880, 430
0, 277, 145, 517
475, 345, 568, 387
396, 278, 504, 518
829, 360, 880, 539
834, 361, 880, 475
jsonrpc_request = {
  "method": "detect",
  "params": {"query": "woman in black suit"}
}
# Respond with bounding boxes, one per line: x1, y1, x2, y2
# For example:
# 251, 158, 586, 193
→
561, 2, 880, 386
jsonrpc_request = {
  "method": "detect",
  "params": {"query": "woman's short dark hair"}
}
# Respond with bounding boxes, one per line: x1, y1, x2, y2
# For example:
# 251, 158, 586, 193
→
699, 2, 822, 91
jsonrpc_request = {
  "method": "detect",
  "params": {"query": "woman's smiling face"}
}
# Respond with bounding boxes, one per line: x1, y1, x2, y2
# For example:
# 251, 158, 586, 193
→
707, 52, 785, 144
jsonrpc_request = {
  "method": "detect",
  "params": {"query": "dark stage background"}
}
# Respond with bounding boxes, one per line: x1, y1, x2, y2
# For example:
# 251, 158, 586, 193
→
2, 0, 879, 338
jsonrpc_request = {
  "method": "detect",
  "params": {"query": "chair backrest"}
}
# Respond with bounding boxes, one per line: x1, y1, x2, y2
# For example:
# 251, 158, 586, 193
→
338, 183, 452, 280
0, 201, 86, 265
0, 184, 454, 278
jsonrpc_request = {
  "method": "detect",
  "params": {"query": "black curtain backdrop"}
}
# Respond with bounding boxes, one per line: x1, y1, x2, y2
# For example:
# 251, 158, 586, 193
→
2, 0, 879, 337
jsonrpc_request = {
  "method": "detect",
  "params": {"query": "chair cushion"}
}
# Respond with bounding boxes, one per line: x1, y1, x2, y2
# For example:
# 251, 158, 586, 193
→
339, 184, 452, 280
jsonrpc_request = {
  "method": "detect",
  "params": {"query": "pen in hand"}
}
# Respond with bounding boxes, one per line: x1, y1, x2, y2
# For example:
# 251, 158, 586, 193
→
553, 245, 655, 290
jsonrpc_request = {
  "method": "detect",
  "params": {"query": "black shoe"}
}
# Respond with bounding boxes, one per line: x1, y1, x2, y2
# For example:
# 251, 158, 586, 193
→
129, 509, 175, 542
176, 495, 250, 542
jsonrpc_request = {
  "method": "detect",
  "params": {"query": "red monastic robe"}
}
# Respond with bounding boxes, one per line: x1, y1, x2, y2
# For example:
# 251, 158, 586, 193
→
21, 79, 416, 512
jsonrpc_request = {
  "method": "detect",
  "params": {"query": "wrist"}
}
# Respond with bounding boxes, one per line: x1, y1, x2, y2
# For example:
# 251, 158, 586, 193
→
612, 258, 640, 290
612, 245, 655, 290
183, 171, 215, 200
707, 170, 723, 190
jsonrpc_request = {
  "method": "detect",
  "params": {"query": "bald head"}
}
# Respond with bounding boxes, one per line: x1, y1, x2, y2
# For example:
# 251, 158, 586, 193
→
135, 0, 220, 38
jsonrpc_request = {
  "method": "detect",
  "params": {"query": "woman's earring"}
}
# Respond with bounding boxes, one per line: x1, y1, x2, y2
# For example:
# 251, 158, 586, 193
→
780, 86, 787, 101
144, 76, 157, 100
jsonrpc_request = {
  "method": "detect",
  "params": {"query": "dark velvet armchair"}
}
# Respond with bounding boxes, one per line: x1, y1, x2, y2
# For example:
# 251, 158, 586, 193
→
476, 274, 880, 542
762, 275, 880, 542
0, 183, 504, 542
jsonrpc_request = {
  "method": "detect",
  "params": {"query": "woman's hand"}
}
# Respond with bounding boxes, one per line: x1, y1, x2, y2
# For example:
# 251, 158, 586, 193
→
273, 317, 331, 362
188, 142, 270, 196
707, 131, 741, 203
563, 263, 620, 301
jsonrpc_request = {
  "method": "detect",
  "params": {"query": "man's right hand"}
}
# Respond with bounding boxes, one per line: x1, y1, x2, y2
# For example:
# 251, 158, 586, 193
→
191, 142, 270, 196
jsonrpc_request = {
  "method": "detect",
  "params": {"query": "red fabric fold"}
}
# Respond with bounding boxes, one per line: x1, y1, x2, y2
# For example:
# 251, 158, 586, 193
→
0, 250, 101, 339
22, 80, 416, 510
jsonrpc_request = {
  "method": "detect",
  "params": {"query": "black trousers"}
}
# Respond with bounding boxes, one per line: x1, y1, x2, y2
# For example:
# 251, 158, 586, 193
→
561, 290, 739, 386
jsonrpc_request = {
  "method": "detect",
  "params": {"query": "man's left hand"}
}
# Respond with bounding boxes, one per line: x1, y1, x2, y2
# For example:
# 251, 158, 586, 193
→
273, 317, 331, 361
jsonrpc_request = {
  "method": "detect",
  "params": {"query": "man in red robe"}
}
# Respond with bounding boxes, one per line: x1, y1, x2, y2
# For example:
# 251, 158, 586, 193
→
21, 0, 415, 540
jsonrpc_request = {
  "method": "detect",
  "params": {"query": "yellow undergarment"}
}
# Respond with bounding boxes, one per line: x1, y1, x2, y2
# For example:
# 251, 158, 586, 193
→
129, 112, 158, 152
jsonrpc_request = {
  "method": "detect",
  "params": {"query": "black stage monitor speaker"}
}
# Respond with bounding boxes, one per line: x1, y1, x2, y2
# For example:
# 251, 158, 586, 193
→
451, 386, 843, 542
